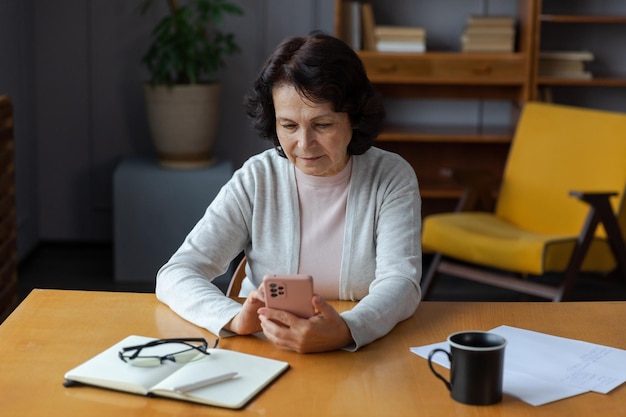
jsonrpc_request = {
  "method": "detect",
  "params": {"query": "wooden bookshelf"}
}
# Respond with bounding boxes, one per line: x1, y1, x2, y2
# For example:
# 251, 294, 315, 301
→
532, 1, 626, 95
336, 0, 626, 216
334, 0, 535, 216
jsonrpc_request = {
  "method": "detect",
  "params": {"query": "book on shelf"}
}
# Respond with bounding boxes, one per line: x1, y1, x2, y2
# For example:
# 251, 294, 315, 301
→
538, 50, 594, 79
461, 35, 514, 52
539, 50, 594, 61
374, 25, 426, 53
540, 70, 593, 80
461, 32, 514, 43
374, 25, 426, 39
461, 14, 516, 53
376, 40, 426, 53
63, 335, 290, 409
375, 32, 426, 43
467, 15, 515, 27
539, 59, 585, 74
463, 25, 515, 36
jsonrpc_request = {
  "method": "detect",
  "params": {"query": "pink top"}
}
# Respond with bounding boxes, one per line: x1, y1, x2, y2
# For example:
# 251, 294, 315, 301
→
295, 158, 352, 298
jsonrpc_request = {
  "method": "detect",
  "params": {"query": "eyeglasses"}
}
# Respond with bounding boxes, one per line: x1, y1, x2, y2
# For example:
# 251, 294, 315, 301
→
118, 338, 219, 367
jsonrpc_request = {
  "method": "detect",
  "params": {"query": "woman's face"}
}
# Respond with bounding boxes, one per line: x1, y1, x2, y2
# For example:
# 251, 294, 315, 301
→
273, 84, 353, 177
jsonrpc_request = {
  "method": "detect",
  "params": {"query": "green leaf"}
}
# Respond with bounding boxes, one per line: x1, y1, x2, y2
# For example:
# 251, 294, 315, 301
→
140, 0, 244, 84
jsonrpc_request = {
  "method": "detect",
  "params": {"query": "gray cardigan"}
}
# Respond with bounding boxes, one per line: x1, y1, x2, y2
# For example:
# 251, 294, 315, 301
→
156, 147, 422, 350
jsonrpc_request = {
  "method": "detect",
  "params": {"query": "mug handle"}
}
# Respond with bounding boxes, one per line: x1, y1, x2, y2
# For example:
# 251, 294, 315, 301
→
427, 348, 452, 391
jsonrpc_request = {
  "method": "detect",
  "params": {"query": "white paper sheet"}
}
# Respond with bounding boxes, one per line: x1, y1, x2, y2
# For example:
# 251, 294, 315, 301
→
410, 325, 626, 406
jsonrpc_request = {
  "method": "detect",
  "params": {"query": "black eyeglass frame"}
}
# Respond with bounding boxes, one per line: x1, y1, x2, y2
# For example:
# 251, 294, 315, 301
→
118, 337, 219, 366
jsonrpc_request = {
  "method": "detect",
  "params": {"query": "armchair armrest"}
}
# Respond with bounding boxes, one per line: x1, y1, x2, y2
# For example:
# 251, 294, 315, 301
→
559, 190, 626, 299
568, 190, 626, 264
569, 190, 617, 201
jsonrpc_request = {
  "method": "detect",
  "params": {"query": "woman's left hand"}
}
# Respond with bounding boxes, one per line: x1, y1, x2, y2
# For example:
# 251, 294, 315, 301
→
257, 295, 353, 353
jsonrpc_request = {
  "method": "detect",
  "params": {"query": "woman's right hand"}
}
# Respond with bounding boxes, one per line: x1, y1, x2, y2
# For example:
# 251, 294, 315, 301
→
224, 288, 265, 335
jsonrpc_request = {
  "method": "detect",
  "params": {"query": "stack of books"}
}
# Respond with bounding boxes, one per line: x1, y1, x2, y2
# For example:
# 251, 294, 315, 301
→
461, 15, 516, 53
374, 25, 426, 53
342, 2, 426, 53
538, 51, 594, 79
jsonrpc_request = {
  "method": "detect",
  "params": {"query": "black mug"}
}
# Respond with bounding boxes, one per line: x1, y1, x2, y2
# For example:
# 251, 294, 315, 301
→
428, 331, 506, 405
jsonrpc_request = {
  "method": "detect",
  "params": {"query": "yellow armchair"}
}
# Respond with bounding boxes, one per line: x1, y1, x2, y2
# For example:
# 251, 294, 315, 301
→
421, 102, 626, 301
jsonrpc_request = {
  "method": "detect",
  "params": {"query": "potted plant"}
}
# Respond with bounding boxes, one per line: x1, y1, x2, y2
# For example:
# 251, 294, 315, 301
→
140, 0, 243, 168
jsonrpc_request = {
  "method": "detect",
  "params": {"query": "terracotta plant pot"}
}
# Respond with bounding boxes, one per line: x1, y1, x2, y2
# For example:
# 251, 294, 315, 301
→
144, 83, 221, 169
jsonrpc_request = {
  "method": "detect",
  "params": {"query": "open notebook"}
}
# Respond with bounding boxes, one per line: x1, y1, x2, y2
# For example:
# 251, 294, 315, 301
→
64, 335, 289, 409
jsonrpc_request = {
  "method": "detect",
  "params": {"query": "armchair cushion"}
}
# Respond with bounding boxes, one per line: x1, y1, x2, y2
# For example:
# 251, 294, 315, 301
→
423, 212, 615, 275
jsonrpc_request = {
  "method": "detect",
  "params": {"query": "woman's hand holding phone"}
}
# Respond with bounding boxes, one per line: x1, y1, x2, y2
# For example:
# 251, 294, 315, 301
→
257, 275, 353, 353
227, 274, 353, 352
224, 289, 265, 335
225, 274, 313, 335
258, 295, 353, 353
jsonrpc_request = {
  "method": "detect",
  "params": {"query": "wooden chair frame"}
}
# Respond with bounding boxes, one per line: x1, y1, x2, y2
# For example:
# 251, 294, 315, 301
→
226, 256, 247, 297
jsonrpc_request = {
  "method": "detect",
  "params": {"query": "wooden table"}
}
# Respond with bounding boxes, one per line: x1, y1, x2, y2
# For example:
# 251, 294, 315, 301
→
1, 289, 624, 416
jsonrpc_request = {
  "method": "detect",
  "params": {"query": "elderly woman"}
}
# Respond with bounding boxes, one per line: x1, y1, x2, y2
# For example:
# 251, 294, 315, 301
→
156, 31, 422, 353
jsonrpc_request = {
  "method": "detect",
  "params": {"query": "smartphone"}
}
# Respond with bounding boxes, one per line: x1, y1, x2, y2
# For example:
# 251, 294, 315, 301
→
262, 274, 315, 318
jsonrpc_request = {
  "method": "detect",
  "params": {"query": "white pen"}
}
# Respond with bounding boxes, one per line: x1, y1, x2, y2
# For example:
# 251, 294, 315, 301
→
173, 372, 238, 394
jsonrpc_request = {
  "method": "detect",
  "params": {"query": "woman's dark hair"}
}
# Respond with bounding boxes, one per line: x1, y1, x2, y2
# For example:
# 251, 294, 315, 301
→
243, 31, 385, 157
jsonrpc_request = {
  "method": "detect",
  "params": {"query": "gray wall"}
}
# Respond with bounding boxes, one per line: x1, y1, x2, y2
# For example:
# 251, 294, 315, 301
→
1, 0, 625, 261
1, 0, 334, 260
